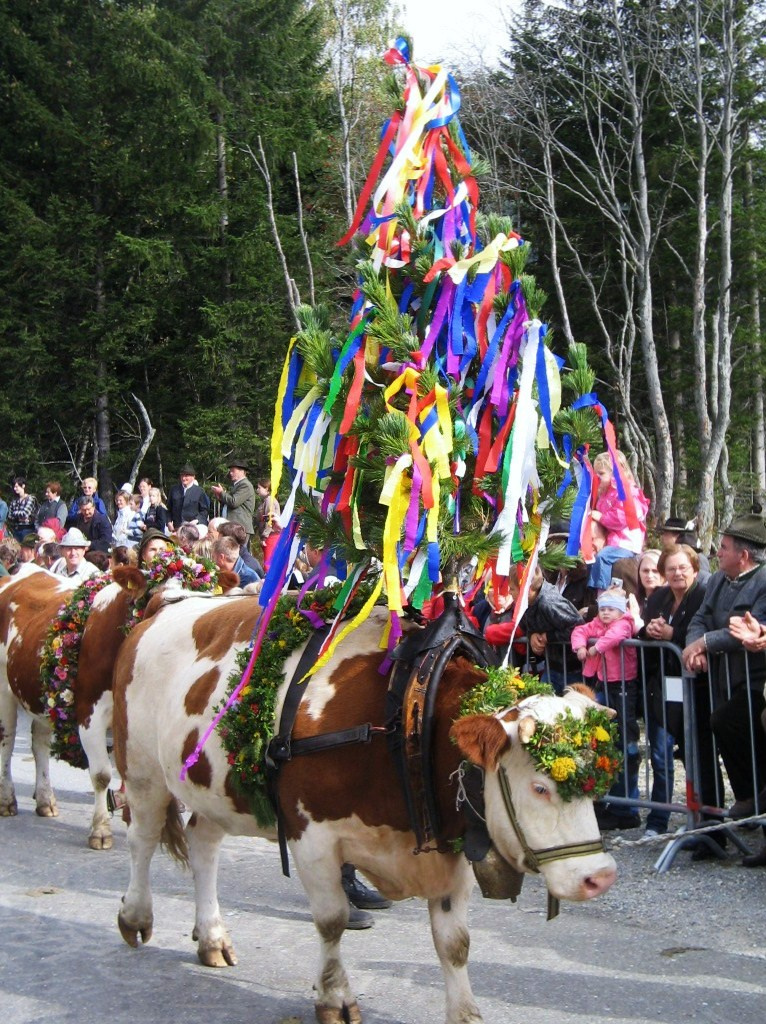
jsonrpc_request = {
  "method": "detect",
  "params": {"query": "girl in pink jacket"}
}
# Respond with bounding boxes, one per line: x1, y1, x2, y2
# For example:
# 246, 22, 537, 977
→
571, 590, 637, 683
588, 450, 650, 590
571, 590, 641, 829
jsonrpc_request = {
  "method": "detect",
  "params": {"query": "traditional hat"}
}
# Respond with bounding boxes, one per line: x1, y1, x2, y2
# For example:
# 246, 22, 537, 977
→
661, 517, 687, 533
547, 519, 571, 540
60, 528, 90, 548
227, 456, 250, 471
723, 513, 766, 548
20, 533, 39, 549
137, 529, 172, 562
179, 463, 196, 476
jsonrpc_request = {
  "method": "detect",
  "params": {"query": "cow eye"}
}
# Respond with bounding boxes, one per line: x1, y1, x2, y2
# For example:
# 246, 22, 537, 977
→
532, 782, 550, 798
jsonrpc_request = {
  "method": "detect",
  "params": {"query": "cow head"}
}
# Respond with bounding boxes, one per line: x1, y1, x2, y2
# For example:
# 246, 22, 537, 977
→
451, 686, 617, 902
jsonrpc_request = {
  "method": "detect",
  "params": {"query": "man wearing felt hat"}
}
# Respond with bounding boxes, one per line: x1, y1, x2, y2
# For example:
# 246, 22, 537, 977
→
210, 457, 255, 545
51, 528, 101, 580
168, 463, 210, 532
683, 511, 766, 839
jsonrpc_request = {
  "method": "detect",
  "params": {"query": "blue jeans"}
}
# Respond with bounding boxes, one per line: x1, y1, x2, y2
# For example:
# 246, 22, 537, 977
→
645, 713, 675, 832
588, 546, 635, 590
597, 679, 640, 817
541, 664, 583, 697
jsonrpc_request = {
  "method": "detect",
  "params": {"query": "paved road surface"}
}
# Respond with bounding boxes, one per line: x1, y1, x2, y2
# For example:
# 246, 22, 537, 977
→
1, 712, 765, 1024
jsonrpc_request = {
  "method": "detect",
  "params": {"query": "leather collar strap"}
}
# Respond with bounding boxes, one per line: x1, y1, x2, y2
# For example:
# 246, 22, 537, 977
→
497, 765, 606, 920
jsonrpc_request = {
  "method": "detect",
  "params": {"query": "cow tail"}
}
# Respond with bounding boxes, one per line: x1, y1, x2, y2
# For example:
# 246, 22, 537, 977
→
160, 797, 189, 867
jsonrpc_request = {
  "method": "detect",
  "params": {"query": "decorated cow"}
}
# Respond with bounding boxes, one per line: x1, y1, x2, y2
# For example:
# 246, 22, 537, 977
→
113, 590, 617, 1024
0, 560, 233, 848
0, 566, 79, 818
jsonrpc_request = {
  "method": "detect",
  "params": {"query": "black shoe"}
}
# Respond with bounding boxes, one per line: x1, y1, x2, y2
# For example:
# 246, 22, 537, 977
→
345, 903, 374, 930
596, 811, 641, 831
690, 834, 727, 861
741, 844, 766, 868
342, 874, 392, 911
728, 797, 756, 819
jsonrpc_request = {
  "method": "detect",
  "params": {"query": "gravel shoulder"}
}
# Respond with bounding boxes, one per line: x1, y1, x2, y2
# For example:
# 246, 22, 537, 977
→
1, 714, 765, 1024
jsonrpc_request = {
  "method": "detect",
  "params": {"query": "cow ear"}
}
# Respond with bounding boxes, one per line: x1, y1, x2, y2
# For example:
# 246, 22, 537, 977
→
217, 570, 240, 594
450, 714, 510, 770
112, 566, 148, 594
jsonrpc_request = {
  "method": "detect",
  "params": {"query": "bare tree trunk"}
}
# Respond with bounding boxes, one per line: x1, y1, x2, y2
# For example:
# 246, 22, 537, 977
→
214, 75, 231, 293
93, 249, 113, 510
126, 394, 156, 488
745, 158, 765, 501
243, 137, 301, 328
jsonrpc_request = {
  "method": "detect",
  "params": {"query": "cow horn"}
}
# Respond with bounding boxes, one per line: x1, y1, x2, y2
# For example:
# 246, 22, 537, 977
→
517, 716, 537, 744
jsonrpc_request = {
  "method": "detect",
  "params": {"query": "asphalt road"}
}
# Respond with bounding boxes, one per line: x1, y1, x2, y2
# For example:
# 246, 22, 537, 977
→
1, 712, 765, 1024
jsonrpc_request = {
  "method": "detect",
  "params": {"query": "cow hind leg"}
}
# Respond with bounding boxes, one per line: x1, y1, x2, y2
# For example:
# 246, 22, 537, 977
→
118, 788, 183, 947
186, 813, 237, 968
30, 716, 57, 817
292, 840, 360, 1024
428, 873, 483, 1024
0, 693, 18, 816
80, 696, 114, 849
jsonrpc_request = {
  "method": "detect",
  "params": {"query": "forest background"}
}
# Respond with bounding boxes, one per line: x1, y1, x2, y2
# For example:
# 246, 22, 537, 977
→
1, 0, 764, 553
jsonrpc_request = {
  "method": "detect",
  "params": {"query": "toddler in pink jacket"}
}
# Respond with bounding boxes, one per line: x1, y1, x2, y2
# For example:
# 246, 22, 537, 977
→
571, 589, 637, 682
571, 589, 641, 829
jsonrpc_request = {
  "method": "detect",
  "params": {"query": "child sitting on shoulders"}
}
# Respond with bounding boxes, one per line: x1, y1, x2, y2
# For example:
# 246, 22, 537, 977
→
588, 450, 649, 592
571, 588, 641, 830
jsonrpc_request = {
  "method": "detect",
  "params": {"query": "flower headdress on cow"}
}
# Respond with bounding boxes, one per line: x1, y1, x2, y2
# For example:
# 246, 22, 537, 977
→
187, 39, 637, 784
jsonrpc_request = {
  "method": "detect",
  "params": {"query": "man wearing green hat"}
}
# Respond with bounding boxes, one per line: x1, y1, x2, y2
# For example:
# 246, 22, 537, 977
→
210, 458, 255, 546
683, 512, 766, 852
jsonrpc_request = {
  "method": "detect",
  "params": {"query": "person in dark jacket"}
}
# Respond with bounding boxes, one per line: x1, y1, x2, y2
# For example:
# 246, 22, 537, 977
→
74, 497, 113, 553
683, 513, 766, 827
168, 464, 210, 530
640, 544, 711, 840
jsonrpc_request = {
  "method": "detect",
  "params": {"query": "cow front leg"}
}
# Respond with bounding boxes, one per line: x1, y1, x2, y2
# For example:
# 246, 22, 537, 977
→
0, 693, 18, 816
80, 694, 114, 849
30, 715, 57, 817
291, 839, 360, 1024
186, 812, 237, 967
428, 868, 483, 1024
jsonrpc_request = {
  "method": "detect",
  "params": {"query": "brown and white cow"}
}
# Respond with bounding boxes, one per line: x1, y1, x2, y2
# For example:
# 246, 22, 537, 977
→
0, 566, 79, 818
113, 596, 617, 1024
0, 563, 238, 848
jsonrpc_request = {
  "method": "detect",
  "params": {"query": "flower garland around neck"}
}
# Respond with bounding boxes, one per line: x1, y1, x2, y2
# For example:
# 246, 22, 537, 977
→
123, 547, 219, 632
216, 582, 378, 827
40, 574, 113, 768
459, 666, 622, 801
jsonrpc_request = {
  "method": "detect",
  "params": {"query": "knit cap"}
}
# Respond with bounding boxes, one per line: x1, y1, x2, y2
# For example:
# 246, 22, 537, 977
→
597, 591, 627, 613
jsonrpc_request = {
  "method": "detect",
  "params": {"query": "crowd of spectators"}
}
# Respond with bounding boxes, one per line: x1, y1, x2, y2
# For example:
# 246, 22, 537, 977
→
2, 450, 765, 869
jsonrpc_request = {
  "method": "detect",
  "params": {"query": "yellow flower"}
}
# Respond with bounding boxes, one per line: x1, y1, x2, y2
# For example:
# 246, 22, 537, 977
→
594, 726, 610, 743
278, 639, 286, 648
52, 638, 62, 650
572, 732, 583, 747
550, 757, 577, 781
241, 686, 252, 697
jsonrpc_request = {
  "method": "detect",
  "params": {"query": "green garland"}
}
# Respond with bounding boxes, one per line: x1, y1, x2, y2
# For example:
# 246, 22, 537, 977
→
459, 666, 622, 801
216, 584, 377, 827
459, 665, 554, 717
40, 575, 113, 767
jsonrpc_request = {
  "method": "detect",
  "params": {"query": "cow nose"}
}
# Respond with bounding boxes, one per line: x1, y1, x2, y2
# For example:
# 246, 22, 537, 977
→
581, 864, 617, 899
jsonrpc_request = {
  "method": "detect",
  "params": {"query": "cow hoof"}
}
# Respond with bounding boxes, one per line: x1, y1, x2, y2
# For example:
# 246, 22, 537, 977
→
35, 802, 59, 818
118, 910, 153, 947
0, 799, 18, 817
88, 833, 113, 851
197, 944, 238, 968
315, 1002, 362, 1024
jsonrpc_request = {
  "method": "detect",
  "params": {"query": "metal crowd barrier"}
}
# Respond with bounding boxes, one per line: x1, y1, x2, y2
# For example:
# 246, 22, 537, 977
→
507, 635, 766, 872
